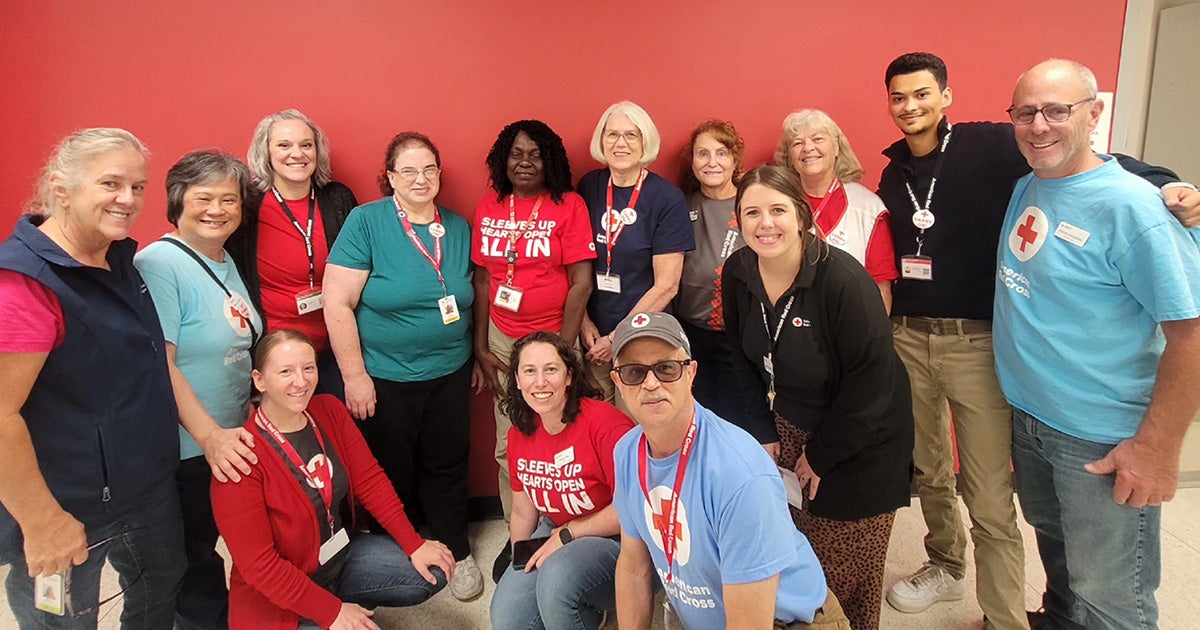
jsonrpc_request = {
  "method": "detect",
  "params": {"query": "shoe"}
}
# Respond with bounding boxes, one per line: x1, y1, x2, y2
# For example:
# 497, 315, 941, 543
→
492, 542, 512, 583
886, 562, 965, 613
449, 555, 484, 601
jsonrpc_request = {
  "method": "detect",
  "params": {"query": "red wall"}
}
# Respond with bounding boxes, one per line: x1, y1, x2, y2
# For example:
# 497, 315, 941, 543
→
0, 0, 1129, 497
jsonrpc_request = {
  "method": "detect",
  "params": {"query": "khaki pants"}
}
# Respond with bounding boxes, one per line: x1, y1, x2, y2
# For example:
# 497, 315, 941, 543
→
891, 319, 1028, 630
777, 589, 851, 629
487, 320, 517, 520
585, 358, 629, 414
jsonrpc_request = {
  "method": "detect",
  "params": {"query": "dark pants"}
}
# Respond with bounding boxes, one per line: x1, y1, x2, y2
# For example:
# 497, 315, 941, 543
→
174, 456, 228, 630
314, 347, 345, 401
363, 360, 472, 559
681, 320, 763, 424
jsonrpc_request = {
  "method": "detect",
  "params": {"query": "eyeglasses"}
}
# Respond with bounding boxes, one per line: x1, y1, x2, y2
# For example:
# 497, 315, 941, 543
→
611, 360, 691, 386
603, 130, 642, 145
1006, 98, 1095, 125
391, 166, 441, 182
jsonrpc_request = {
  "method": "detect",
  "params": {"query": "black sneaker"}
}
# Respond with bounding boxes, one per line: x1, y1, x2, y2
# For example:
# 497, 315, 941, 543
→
492, 542, 512, 583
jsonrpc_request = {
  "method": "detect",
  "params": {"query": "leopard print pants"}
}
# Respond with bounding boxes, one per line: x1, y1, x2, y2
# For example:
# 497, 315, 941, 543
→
776, 415, 896, 630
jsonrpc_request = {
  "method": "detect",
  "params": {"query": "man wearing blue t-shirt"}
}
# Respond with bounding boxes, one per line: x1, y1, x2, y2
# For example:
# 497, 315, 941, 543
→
608, 311, 848, 629
994, 59, 1200, 630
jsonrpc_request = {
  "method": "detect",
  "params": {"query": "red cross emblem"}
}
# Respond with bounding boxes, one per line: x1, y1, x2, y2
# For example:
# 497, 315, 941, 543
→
652, 497, 684, 543
632, 313, 651, 328
229, 305, 248, 329
1017, 214, 1039, 252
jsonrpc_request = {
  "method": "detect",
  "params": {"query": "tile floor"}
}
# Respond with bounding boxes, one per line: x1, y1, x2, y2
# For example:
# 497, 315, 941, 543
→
2, 484, 1199, 629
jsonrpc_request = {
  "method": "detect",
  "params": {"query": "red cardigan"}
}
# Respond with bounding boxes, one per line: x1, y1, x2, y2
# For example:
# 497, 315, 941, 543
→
211, 395, 426, 630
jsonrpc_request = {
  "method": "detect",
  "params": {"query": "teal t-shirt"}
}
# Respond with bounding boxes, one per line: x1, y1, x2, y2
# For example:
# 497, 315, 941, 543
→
327, 198, 473, 382
135, 238, 260, 460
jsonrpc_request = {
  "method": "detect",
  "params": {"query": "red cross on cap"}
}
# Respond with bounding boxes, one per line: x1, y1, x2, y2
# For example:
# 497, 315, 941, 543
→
632, 313, 651, 328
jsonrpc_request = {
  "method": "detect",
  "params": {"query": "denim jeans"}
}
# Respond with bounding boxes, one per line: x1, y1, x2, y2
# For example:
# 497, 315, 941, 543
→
297, 533, 447, 629
1011, 408, 1161, 630
490, 518, 619, 630
4, 480, 185, 630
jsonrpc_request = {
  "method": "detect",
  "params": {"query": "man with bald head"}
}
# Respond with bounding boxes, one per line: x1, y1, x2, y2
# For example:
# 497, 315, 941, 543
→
994, 59, 1200, 630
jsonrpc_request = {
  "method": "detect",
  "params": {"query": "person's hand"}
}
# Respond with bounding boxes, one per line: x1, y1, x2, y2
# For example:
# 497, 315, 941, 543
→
409, 539, 455, 584
329, 603, 379, 630
343, 373, 376, 420
23, 510, 87, 577
526, 530, 563, 572
761, 441, 781, 463
794, 450, 821, 501
1084, 436, 1180, 507
474, 349, 507, 395
579, 317, 601, 351
585, 336, 613, 364
1163, 185, 1200, 228
202, 426, 257, 483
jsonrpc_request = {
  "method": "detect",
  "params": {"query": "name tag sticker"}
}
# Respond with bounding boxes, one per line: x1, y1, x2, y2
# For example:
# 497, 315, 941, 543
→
554, 446, 575, 468
1054, 222, 1090, 247
596, 273, 621, 293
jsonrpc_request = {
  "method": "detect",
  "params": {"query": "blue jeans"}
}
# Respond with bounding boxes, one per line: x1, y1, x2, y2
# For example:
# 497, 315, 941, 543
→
490, 518, 619, 630
1011, 408, 1160, 630
4, 480, 185, 629
297, 534, 447, 629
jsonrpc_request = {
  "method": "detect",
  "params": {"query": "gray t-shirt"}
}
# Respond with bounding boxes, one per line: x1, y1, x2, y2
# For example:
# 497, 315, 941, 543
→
677, 193, 744, 329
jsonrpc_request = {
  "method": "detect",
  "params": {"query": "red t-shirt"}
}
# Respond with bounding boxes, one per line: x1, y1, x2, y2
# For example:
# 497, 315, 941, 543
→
0, 270, 65, 352
257, 194, 332, 350
507, 397, 634, 527
807, 186, 899, 283
471, 192, 596, 338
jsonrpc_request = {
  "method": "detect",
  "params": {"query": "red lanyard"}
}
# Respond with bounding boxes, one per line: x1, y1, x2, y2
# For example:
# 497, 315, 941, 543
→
637, 416, 696, 583
810, 178, 841, 224
504, 193, 545, 286
604, 169, 648, 273
256, 407, 335, 531
392, 196, 447, 294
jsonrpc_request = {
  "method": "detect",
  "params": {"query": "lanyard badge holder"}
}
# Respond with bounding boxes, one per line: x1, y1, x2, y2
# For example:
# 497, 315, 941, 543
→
760, 295, 796, 410
597, 170, 647, 294
393, 197, 459, 325
899, 127, 952, 282
272, 187, 324, 314
494, 193, 546, 312
35, 538, 140, 616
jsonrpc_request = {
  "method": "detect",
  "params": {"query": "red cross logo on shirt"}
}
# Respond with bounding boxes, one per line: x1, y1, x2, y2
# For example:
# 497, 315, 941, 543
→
652, 497, 684, 543
229, 305, 248, 330
632, 313, 651, 328
1017, 214, 1040, 252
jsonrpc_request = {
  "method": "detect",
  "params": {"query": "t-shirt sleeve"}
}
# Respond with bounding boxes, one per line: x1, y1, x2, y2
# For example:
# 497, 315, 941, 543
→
326, 207, 374, 271
561, 194, 599, 265
715, 473, 798, 584
612, 434, 646, 542
470, 197, 490, 268
864, 212, 899, 283
1115, 221, 1200, 323
591, 402, 636, 489
134, 250, 184, 345
651, 182, 697, 256
0, 270, 65, 352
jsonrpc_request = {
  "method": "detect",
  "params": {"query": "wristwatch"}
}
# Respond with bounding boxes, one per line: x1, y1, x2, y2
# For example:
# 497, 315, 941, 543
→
559, 526, 575, 545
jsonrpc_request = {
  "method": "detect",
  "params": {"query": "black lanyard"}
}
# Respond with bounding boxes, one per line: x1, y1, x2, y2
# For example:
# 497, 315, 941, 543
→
159, 237, 260, 345
902, 125, 952, 256
272, 187, 318, 289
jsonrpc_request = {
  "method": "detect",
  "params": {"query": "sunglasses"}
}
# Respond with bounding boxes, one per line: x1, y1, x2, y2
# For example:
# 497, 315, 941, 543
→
611, 359, 691, 386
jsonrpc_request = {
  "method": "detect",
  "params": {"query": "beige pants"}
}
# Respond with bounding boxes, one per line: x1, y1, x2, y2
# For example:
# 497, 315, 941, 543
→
487, 320, 518, 520
891, 319, 1028, 630
777, 589, 851, 629
585, 358, 628, 414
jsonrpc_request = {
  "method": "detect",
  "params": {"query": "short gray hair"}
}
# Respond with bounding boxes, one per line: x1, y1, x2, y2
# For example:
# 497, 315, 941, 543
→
589, 101, 661, 167
29, 128, 149, 216
246, 109, 332, 192
165, 150, 251, 226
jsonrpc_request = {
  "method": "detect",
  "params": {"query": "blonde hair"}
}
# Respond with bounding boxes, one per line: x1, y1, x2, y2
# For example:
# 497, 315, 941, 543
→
774, 109, 864, 184
589, 101, 661, 166
28, 128, 149, 216
246, 109, 332, 193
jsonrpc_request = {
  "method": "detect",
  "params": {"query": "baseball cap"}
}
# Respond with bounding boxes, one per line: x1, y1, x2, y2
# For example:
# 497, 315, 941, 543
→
611, 311, 692, 358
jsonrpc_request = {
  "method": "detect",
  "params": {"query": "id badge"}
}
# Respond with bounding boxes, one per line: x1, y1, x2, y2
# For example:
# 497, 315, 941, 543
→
438, 295, 461, 325
319, 528, 350, 565
900, 255, 933, 281
596, 273, 622, 293
35, 571, 67, 616
493, 285, 524, 312
296, 288, 324, 314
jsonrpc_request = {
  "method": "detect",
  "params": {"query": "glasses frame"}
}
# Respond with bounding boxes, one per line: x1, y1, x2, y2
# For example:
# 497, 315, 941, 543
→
390, 166, 442, 182
603, 130, 643, 146
611, 359, 692, 386
1006, 97, 1096, 125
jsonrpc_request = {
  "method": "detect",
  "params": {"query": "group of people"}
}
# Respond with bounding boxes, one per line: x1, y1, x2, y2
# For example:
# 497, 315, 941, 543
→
0, 48, 1197, 630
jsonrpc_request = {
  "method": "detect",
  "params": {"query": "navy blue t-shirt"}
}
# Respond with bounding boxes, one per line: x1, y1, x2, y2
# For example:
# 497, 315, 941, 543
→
577, 169, 694, 334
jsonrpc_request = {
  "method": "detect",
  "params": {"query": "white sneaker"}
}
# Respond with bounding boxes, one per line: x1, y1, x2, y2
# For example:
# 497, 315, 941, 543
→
886, 562, 965, 613
449, 555, 484, 601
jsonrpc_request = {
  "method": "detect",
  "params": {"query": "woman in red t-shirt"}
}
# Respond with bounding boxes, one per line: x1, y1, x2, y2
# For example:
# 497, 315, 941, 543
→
227, 109, 359, 399
489, 331, 634, 630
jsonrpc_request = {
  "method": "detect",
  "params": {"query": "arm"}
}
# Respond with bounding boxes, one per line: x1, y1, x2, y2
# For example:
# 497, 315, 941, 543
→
586, 252, 685, 364
1113, 153, 1200, 227
720, 257, 781, 446
166, 343, 257, 483
723, 574, 781, 630
322, 264, 373, 419
527, 504, 622, 571
614, 529, 655, 630
0, 352, 88, 577
1085, 317, 1200, 507
560, 261, 593, 345
472, 267, 505, 394
876, 281, 893, 315
508, 488, 540, 546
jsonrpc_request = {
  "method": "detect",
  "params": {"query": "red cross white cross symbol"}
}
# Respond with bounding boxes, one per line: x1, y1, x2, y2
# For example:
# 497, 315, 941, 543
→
1017, 214, 1040, 252
229, 305, 249, 329
632, 313, 651, 327
652, 497, 684, 543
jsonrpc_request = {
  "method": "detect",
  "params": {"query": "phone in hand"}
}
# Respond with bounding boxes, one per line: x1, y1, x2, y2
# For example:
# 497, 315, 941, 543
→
511, 536, 550, 570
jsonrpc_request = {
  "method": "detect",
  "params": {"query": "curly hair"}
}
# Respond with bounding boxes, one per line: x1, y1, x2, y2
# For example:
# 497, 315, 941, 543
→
377, 131, 441, 197
485, 120, 573, 204
679, 119, 745, 196
499, 331, 601, 436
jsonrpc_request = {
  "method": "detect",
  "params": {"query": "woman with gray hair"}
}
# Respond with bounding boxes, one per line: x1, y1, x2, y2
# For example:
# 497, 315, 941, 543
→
776, 109, 897, 311
0, 128, 185, 627
577, 101, 694, 405
134, 149, 263, 629
227, 109, 358, 399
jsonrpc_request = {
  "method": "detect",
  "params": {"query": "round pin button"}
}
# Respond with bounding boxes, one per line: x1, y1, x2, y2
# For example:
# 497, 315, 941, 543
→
912, 209, 936, 230
429, 222, 446, 238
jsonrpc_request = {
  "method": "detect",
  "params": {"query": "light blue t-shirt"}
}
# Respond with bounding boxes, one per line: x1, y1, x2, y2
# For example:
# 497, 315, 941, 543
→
326, 199, 473, 383
613, 402, 827, 627
994, 156, 1200, 443
135, 239, 260, 460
